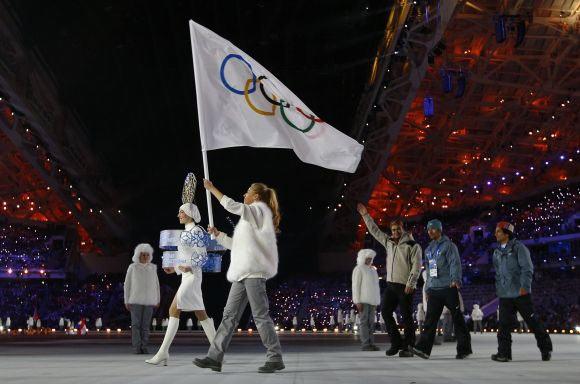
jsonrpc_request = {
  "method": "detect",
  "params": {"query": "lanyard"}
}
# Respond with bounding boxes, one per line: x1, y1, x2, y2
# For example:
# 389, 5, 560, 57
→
428, 242, 444, 261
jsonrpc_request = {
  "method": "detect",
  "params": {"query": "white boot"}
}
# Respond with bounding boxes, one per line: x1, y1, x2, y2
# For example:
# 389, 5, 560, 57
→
200, 317, 216, 344
145, 317, 179, 366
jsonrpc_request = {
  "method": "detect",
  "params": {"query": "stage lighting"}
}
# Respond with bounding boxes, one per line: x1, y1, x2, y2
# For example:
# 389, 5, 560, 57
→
423, 96, 434, 117
495, 15, 507, 43
440, 70, 452, 93
515, 20, 526, 47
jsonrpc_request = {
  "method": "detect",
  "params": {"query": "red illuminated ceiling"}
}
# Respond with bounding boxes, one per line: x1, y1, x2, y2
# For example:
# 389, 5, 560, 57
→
365, 0, 579, 222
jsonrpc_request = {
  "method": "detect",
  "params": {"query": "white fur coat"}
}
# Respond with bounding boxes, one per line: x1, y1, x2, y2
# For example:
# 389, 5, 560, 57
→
216, 196, 278, 282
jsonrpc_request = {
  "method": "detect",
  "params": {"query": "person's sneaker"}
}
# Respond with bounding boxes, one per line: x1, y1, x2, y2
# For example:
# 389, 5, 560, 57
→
370, 345, 380, 351
399, 349, 414, 358
411, 347, 429, 359
385, 345, 401, 356
491, 354, 511, 362
258, 361, 285, 373
541, 351, 551, 361
193, 357, 222, 372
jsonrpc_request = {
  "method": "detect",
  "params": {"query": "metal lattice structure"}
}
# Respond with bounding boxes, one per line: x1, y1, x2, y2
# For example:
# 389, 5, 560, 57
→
0, 0, 128, 254
326, 0, 579, 249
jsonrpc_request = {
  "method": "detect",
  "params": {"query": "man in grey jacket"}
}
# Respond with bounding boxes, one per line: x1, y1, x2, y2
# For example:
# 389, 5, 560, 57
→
412, 219, 472, 360
491, 221, 552, 362
357, 204, 422, 357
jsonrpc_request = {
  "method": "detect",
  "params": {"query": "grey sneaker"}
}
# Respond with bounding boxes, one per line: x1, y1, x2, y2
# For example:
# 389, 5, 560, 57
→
258, 361, 285, 373
193, 357, 222, 372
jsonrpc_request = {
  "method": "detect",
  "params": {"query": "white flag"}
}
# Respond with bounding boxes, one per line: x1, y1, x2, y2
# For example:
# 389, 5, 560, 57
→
189, 20, 363, 173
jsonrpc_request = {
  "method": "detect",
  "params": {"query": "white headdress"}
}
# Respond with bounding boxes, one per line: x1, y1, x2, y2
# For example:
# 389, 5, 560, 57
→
179, 173, 201, 223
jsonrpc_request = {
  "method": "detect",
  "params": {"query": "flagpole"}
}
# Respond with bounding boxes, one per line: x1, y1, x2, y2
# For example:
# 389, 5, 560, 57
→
188, 20, 214, 230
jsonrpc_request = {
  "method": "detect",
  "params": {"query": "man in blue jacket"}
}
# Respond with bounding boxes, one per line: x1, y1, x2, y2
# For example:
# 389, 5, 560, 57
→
412, 219, 472, 359
491, 221, 552, 362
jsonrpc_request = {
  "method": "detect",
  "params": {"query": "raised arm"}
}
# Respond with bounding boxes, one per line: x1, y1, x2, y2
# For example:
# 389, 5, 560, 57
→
357, 203, 389, 245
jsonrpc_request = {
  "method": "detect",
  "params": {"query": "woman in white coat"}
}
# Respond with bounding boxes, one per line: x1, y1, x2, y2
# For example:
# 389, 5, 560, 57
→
146, 203, 216, 365
194, 180, 284, 373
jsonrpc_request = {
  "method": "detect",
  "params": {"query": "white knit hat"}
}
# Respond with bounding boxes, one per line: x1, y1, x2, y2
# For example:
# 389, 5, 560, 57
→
179, 203, 201, 223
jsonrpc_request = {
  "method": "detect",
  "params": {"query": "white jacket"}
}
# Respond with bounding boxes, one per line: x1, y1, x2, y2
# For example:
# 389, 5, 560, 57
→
124, 245, 160, 306
471, 305, 483, 321
216, 196, 278, 282
351, 249, 381, 306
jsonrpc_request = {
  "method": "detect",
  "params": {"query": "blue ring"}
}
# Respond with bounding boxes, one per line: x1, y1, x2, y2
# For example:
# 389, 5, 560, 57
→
220, 54, 256, 95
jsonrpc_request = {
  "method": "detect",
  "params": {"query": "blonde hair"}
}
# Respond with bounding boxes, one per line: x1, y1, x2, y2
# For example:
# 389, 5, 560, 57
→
249, 182, 281, 233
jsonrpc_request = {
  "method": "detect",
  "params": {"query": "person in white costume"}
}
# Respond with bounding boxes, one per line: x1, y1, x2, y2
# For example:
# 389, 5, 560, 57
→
471, 304, 484, 333
146, 202, 216, 366
124, 243, 159, 354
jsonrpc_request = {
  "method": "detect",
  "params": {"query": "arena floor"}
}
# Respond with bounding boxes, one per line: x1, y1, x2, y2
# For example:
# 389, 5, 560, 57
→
1, 332, 578, 384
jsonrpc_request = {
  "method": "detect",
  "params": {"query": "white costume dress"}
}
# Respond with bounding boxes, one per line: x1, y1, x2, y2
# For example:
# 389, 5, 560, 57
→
174, 222, 208, 311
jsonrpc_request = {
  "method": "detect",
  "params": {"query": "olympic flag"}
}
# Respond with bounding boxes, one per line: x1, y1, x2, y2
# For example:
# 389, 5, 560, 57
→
188, 20, 363, 173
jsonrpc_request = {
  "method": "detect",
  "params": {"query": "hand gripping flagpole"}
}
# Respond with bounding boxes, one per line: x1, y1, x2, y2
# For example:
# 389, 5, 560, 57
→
188, 20, 215, 232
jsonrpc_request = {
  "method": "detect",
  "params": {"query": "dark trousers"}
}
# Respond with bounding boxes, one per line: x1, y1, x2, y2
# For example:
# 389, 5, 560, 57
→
498, 295, 552, 356
381, 282, 415, 349
130, 304, 154, 351
415, 287, 471, 356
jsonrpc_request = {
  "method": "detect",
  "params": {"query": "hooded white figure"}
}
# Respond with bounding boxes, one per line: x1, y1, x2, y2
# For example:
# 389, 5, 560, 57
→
6, 317, 11, 329
162, 318, 168, 331
124, 243, 160, 354
416, 304, 426, 332
352, 249, 381, 350
329, 315, 335, 328
310, 315, 316, 330
292, 316, 298, 329
36, 319, 41, 329
152, 318, 157, 331
186, 318, 194, 331
471, 304, 483, 333
146, 202, 216, 366
95, 317, 103, 331
27, 316, 34, 329
337, 309, 344, 330
58, 317, 65, 331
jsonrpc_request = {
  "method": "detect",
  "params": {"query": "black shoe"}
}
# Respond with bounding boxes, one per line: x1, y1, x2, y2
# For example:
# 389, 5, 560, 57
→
140, 347, 149, 354
411, 347, 429, 360
258, 361, 285, 373
491, 354, 511, 362
385, 345, 401, 356
193, 357, 222, 372
362, 345, 380, 351
456, 353, 470, 359
541, 351, 551, 361
133, 349, 144, 354
399, 349, 414, 358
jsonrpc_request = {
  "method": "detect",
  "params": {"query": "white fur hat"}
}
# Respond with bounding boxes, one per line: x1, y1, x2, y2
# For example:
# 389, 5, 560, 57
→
356, 248, 376, 265
179, 203, 201, 223
132, 243, 154, 263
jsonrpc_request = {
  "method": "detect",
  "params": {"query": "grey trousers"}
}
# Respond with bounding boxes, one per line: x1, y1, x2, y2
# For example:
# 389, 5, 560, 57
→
130, 304, 154, 350
473, 320, 483, 333
208, 278, 283, 363
359, 304, 376, 348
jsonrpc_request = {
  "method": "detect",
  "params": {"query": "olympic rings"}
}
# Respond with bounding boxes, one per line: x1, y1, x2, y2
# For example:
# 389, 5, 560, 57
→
219, 54, 325, 133
220, 54, 256, 95
279, 99, 315, 133
244, 78, 276, 116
